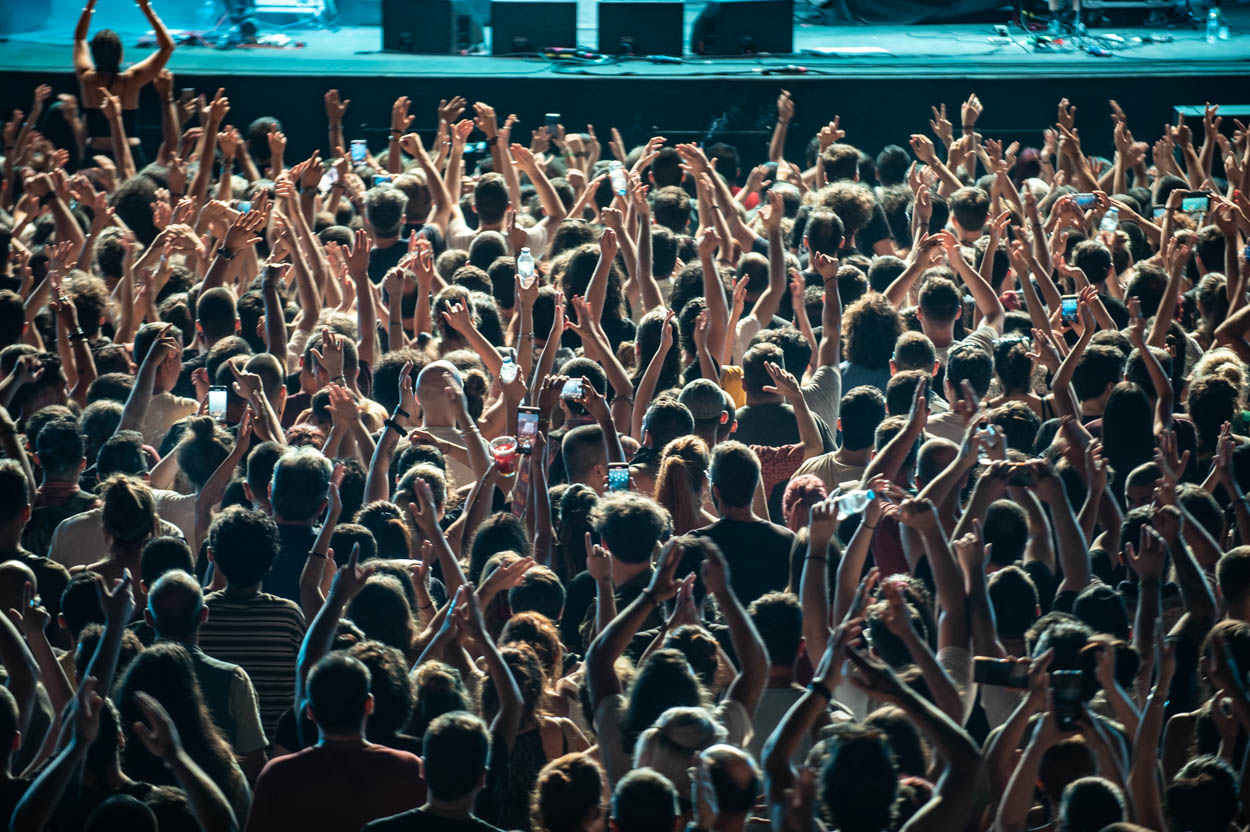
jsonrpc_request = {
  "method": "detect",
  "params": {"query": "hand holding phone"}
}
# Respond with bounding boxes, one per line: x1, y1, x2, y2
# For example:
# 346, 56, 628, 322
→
607, 462, 630, 491
973, 657, 1028, 688
208, 385, 229, 423
350, 139, 367, 165
516, 406, 539, 454
561, 378, 584, 400
1060, 295, 1079, 326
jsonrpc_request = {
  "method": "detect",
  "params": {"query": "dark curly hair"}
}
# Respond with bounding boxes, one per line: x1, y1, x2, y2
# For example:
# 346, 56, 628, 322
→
843, 292, 903, 370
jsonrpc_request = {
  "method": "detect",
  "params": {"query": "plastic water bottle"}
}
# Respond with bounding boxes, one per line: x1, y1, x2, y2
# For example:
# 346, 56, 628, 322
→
517, 247, 535, 289
500, 356, 517, 384
609, 160, 628, 196
1207, 8, 1220, 43
977, 425, 997, 464
835, 489, 875, 521
1100, 206, 1119, 233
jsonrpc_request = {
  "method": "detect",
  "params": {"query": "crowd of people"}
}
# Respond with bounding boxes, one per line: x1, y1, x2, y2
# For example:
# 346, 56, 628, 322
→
0, 0, 1248, 830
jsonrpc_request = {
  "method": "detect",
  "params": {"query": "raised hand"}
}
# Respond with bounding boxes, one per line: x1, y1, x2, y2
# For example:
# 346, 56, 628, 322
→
585, 532, 613, 583
761, 360, 802, 400
324, 88, 350, 121
132, 691, 182, 760
330, 543, 376, 602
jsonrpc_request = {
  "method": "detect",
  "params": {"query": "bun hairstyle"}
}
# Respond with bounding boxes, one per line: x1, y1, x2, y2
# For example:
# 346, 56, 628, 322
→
408, 660, 471, 740
664, 624, 720, 688
782, 474, 827, 532
461, 368, 488, 420
178, 416, 232, 490
530, 753, 606, 832
654, 435, 711, 535
100, 474, 158, 548
993, 337, 1033, 395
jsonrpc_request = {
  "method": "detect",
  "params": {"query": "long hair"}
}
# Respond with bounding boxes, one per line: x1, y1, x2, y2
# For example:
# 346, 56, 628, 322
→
622, 648, 704, 754
115, 643, 246, 806
654, 436, 710, 535
100, 474, 158, 552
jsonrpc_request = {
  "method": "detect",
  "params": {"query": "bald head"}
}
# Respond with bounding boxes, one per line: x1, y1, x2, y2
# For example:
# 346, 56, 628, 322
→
0, 562, 35, 613
700, 744, 761, 816
145, 570, 204, 642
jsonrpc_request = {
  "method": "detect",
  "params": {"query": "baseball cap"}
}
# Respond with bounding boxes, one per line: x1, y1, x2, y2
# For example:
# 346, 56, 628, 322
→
679, 379, 730, 423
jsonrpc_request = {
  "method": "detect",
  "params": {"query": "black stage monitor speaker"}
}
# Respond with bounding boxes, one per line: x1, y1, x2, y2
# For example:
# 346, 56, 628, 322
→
598, 0, 683, 57
383, 0, 482, 52
690, 0, 794, 54
490, 0, 576, 54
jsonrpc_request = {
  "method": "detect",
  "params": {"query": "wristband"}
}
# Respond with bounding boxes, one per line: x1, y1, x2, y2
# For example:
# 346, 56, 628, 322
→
216, 246, 234, 260
309, 551, 328, 560
384, 417, 408, 437
393, 406, 411, 419
574, 152, 587, 158
330, 374, 347, 385
807, 681, 833, 701
69, 328, 87, 342
486, 135, 498, 147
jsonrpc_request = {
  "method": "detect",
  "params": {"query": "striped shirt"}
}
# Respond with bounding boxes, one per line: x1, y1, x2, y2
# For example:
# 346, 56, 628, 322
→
199, 590, 306, 738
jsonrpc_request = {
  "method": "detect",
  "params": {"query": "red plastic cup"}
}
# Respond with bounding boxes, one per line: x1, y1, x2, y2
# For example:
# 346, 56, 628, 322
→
490, 435, 518, 475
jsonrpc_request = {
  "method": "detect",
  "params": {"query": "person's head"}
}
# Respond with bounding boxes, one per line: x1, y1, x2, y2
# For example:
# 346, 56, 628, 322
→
590, 492, 671, 565
346, 574, 417, 656
886, 370, 931, 417
611, 768, 680, 832
562, 424, 609, 492
85, 794, 157, 832
1166, 755, 1238, 832
176, 416, 232, 491
641, 399, 694, 453
144, 570, 204, 642
100, 475, 158, 550
207, 505, 280, 587
508, 568, 566, 621
1058, 776, 1125, 832
35, 417, 84, 482
269, 446, 332, 523
195, 286, 238, 342
837, 386, 886, 452
423, 711, 492, 802
679, 379, 732, 440
531, 752, 607, 832
1187, 374, 1240, 452
821, 143, 861, 183
820, 724, 898, 832
709, 441, 760, 510
748, 591, 802, 669
1072, 240, 1114, 286
473, 173, 510, 225
1072, 344, 1125, 404
346, 640, 415, 742
945, 343, 993, 402
1218, 546, 1250, 612
60, 571, 106, 641
818, 181, 875, 241
891, 331, 937, 375
782, 474, 827, 532
500, 611, 564, 684
948, 186, 989, 234
307, 651, 373, 737
139, 537, 194, 590
655, 435, 712, 533
363, 185, 408, 238
243, 440, 283, 512
1072, 585, 1129, 640
988, 564, 1040, 639
844, 293, 903, 371
983, 500, 1028, 567
803, 210, 845, 258
89, 28, 123, 73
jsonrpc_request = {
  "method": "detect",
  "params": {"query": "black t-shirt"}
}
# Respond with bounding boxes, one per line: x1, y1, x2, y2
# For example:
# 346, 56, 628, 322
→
369, 242, 407, 285
857, 202, 892, 253
691, 518, 794, 606
732, 402, 834, 451
1099, 292, 1129, 330
365, 808, 507, 832
562, 568, 659, 655
263, 523, 319, 604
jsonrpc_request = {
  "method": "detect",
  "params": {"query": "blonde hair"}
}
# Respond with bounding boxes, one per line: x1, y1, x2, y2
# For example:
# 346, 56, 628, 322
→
653, 435, 710, 535
100, 474, 158, 548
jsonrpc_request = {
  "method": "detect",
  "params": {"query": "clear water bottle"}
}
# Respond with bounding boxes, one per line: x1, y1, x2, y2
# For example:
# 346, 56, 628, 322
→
976, 425, 997, 463
517, 247, 535, 289
835, 489, 875, 521
608, 160, 628, 196
1207, 7, 1220, 43
1100, 206, 1119, 233
500, 355, 517, 384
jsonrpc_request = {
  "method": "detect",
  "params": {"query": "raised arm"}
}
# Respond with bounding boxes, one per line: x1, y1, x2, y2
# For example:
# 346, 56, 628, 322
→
73, 0, 98, 74
702, 543, 768, 716
127, 0, 175, 84
585, 541, 680, 710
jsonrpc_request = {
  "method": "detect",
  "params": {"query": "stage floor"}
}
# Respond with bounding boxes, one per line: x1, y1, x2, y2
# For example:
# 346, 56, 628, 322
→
2, 2, 1250, 79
